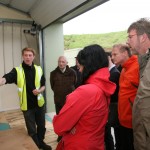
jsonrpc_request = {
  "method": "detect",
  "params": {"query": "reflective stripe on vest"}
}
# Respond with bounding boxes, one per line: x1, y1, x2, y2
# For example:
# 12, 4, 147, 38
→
16, 64, 45, 111
34, 65, 45, 107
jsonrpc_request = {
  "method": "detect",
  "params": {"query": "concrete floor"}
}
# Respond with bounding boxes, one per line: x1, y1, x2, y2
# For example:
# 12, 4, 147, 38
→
0, 109, 58, 150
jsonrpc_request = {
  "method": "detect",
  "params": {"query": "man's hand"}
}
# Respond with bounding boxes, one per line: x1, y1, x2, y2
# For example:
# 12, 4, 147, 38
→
32, 89, 40, 96
0, 77, 6, 86
32, 86, 45, 96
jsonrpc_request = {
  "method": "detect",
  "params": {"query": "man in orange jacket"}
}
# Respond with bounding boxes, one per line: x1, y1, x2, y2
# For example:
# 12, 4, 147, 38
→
111, 44, 139, 150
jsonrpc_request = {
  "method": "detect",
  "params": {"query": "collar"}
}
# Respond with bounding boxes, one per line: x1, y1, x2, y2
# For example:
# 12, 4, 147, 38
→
59, 67, 66, 73
22, 61, 34, 70
109, 64, 115, 71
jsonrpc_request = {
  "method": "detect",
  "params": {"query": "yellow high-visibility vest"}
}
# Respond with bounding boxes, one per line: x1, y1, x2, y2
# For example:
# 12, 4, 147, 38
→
16, 64, 45, 111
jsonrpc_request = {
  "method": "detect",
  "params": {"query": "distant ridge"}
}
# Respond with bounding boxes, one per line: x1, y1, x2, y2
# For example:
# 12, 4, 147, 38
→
64, 30, 127, 51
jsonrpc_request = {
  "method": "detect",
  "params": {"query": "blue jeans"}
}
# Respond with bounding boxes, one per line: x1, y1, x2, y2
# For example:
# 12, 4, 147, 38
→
23, 105, 46, 147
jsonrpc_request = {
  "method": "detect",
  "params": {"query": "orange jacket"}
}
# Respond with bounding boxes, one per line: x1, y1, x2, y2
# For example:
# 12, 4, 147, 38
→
118, 55, 139, 128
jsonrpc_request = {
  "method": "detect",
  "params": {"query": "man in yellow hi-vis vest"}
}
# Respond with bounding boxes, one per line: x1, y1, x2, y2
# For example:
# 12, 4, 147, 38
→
0, 47, 52, 150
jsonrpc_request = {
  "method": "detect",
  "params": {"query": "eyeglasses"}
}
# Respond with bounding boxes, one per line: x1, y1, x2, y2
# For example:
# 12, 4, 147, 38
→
127, 34, 138, 39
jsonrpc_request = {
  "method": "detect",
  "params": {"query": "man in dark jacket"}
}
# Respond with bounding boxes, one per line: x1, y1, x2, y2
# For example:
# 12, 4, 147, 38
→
70, 57, 82, 88
50, 56, 76, 142
105, 52, 121, 150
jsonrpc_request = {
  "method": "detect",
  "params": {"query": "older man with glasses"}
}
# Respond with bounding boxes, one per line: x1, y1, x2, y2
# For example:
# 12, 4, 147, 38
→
127, 18, 150, 150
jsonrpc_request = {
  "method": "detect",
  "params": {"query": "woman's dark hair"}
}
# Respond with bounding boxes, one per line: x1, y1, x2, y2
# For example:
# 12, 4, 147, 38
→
77, 44, 108, 83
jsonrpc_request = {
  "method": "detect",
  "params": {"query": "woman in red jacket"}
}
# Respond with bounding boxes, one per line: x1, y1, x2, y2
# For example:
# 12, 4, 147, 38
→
53, 44, 116, 150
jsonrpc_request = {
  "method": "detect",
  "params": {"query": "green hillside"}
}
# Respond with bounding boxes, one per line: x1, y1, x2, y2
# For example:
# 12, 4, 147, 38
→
64, 30, 127, 50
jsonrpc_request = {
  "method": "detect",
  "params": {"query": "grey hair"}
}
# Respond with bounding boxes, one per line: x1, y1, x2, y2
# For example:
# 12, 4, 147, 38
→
127, 18, 150, 39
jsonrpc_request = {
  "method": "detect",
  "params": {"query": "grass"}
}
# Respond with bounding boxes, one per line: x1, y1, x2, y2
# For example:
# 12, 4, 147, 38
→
64, 30, 127, 50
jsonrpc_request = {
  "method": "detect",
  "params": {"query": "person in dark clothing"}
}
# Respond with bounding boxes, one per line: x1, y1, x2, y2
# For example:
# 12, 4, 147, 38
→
105, 52, 121, 150
0, 47, 52, 150
70, 57, 82, 88
116, 65, 122, 72
50, 55, 76, 142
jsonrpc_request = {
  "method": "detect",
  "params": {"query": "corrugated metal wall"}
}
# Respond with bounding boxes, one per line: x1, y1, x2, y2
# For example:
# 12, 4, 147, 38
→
0, 22, 39, 111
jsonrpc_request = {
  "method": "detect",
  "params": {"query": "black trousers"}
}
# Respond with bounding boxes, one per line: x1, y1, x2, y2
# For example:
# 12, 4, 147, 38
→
120, 125, 134, 150
55, 103, 64, 115
105, 123, 114, 150
105, 123, 121, 150
114, 125, 121, 150
23, 105, 46, 147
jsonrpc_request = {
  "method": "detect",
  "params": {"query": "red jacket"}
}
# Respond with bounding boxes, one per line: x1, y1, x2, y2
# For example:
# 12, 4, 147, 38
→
53, 68, 116, 150
118, 55, 139, 128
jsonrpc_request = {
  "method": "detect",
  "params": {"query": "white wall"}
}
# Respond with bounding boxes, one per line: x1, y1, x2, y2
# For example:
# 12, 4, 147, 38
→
0, 5, 40, 111
0, 5, 32, 21
31, 0, 87, 27
64, 48, 82, 67
43, 23, 64, 112
0, 22, 39, 111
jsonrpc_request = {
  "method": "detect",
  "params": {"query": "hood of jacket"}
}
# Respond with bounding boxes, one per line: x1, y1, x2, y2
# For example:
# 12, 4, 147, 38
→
122, 55, 138, 70
85, 67, 116, 97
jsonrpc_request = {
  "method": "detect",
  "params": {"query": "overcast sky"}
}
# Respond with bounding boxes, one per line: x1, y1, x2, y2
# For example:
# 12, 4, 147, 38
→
63, 0, 150, 35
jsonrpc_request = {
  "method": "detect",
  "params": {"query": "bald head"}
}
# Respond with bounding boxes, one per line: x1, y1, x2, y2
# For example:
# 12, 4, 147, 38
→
58, 56, 68, 70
